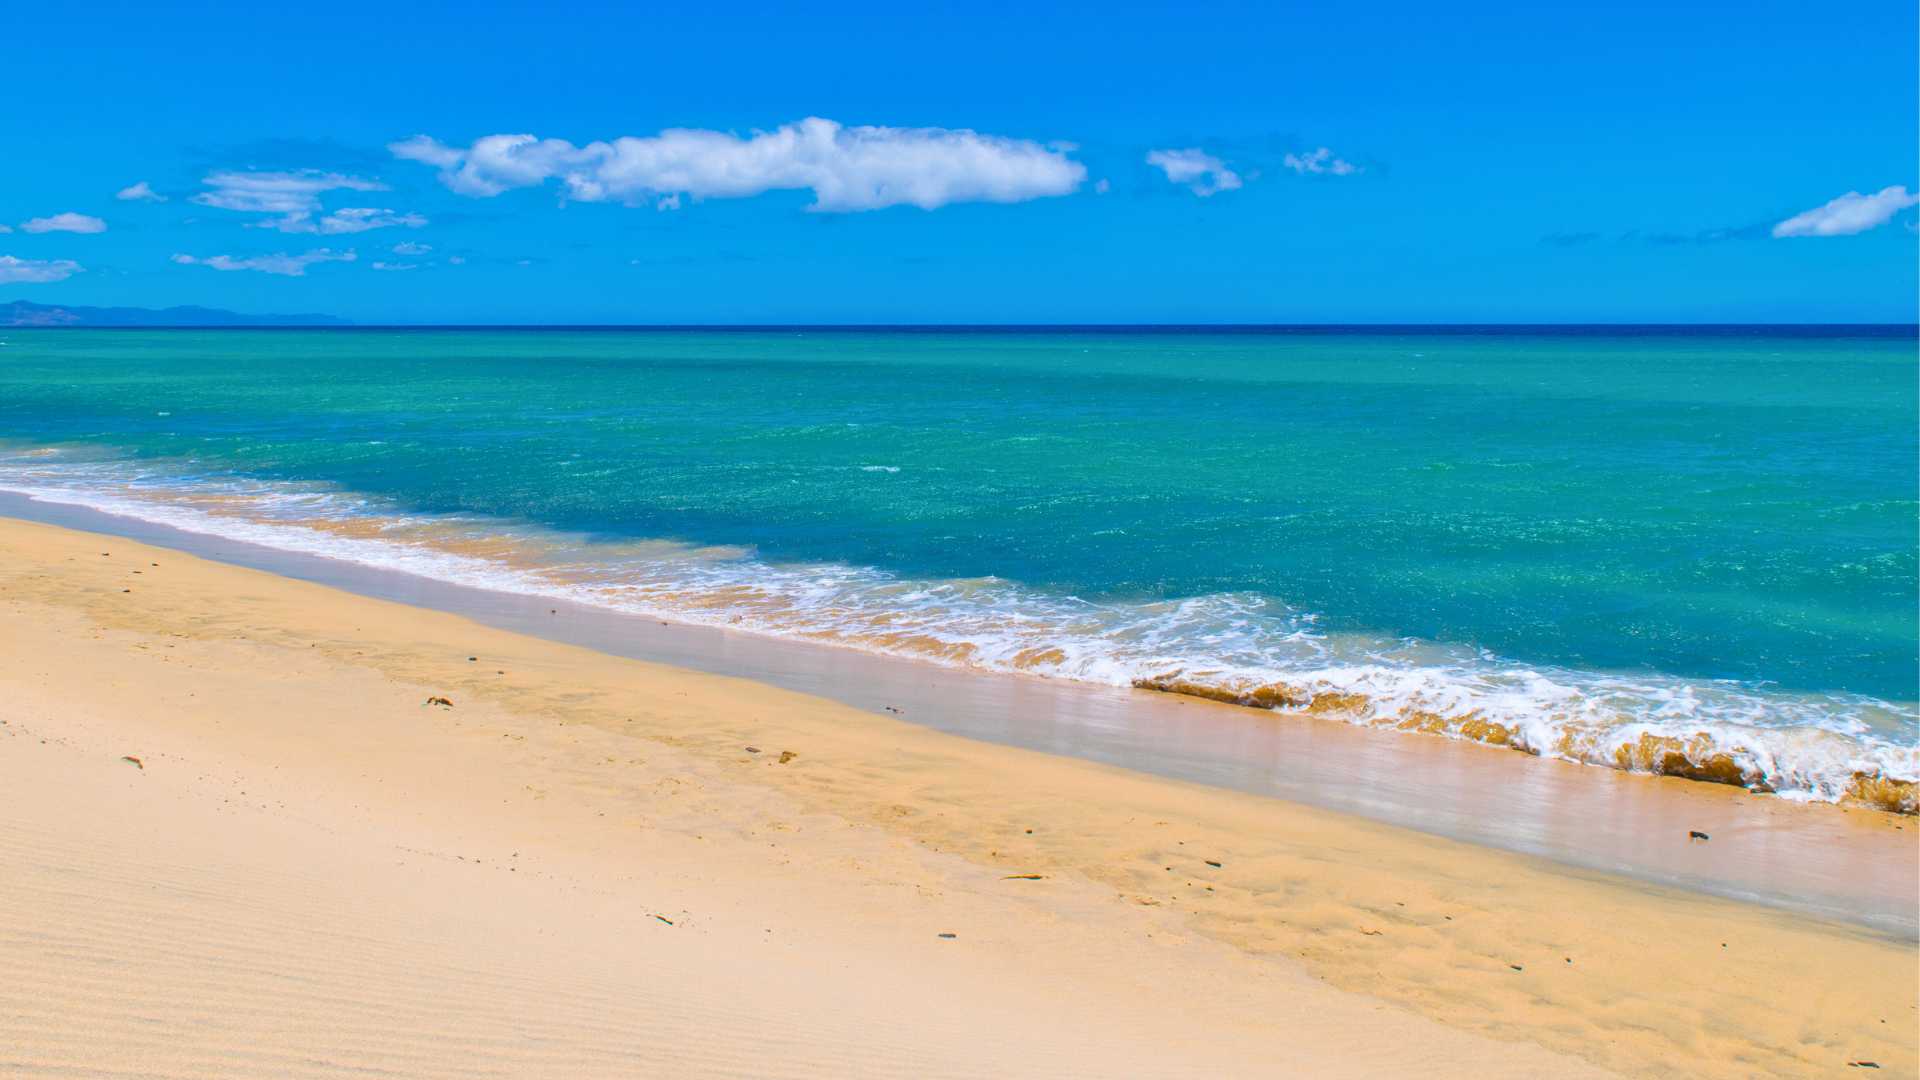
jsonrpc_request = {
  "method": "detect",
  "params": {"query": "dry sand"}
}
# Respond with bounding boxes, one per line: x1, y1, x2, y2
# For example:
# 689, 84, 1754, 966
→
0, 516, 1912, 1078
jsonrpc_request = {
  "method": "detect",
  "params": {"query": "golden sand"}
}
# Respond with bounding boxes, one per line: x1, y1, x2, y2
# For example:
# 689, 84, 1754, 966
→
1, 516, 1914, 1078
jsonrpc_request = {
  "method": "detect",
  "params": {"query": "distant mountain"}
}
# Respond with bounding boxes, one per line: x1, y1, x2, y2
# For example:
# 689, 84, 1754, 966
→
2, 300, 349, 327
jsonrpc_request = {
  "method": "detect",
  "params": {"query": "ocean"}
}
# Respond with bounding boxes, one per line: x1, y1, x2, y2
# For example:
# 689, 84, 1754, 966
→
1, 326, 1913, 807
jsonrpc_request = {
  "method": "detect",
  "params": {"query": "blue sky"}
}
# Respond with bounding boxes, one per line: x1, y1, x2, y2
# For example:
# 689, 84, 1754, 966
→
5, 0, 1916, 323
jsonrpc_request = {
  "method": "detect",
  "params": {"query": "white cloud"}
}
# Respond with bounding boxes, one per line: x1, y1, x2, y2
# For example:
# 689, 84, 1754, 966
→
391, 116, 1087, 212
1772, 185, 1919, 238
0, 225, 10, 234
117, 181, 167, 202
21, 212, 107, 234
389, 136, 464, 170
170, 249, 357, 276
446, 255, 466, 265
1094, 178, 1111, 194
391, 241, 432, 255
1282, 147, 1360, 176
0, 255, 84, 283
1145, 148, 1243, 197
369, 261, 419, 271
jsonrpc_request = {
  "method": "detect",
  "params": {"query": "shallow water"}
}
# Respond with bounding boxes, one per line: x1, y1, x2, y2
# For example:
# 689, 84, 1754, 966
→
0, 326, 1913, 804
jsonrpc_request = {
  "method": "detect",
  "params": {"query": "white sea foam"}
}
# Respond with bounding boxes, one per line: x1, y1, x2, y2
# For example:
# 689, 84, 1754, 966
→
2, 445, 1913, 807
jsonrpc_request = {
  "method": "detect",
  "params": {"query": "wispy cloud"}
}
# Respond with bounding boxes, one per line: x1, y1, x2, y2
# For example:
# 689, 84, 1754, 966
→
1281, 147, 1360, 176
170, 249, 357, 276
262, 207, 428, 235
391, 117, 1087, 212
1772, 185, 1918, 238
391, 241, 432, 255
21, 212, 107, 234
1144, 148, 1243, 197
193, 170, 383, 213
1647, 223, 1768, 246
116, 181, 167, 203
370, 261, 420, 271
192, 170, 427, 234
0, 255, 84, 283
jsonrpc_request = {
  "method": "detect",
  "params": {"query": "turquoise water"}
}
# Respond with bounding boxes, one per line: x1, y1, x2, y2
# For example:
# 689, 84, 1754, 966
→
0, 327, 1913, 801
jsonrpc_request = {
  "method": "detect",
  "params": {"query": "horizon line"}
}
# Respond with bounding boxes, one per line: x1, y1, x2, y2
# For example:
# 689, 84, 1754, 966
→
6, 321, 1918, 332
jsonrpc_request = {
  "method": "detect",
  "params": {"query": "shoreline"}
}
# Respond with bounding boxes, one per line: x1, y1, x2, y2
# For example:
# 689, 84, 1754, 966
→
3, 491, 1914, 935
0, 513, 1916, 1077
0, 457, 1910, 818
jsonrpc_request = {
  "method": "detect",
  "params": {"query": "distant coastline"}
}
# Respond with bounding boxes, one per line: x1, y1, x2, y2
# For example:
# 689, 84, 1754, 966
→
2, 299, 349, 328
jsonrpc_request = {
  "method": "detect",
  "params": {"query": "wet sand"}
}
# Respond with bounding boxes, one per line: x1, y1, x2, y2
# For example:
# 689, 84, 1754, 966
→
0, 514, 1915, 1078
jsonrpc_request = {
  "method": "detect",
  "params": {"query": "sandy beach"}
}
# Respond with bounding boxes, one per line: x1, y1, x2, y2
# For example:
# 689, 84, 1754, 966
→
1, 514, 1913, 1078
